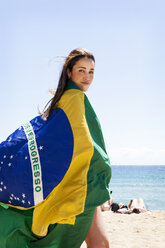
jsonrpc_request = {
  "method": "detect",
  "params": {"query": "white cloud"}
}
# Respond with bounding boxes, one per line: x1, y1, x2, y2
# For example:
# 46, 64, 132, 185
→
109, 147, 165, 165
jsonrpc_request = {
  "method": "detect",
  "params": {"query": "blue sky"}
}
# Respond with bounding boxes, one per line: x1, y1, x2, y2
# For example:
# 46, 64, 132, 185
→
1, 0, 165, 165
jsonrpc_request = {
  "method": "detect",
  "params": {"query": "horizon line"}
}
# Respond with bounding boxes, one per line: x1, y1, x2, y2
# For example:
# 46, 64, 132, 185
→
111, 164, 165, 166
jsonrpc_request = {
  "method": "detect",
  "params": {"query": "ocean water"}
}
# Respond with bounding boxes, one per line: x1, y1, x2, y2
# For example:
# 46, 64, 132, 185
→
109, 165, 165, 210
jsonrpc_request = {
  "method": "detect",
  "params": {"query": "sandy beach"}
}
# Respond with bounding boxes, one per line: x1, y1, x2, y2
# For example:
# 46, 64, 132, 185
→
81, 210, 165, 248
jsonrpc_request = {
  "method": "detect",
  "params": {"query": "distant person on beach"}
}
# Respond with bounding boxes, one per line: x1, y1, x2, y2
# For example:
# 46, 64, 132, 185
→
101, 197, 148, 214
127, 198, 147, 213
0, 48, 111, 248
101, 191, 113, 211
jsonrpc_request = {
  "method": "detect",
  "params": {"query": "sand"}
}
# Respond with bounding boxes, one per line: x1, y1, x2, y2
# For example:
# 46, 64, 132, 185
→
81, 210, 165, 248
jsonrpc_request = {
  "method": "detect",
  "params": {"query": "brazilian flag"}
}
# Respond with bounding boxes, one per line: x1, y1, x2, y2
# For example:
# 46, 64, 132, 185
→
0, 80, 111, 241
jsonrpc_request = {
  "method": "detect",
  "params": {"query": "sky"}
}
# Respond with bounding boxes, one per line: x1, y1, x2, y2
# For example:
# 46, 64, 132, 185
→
0, 0, 165, 165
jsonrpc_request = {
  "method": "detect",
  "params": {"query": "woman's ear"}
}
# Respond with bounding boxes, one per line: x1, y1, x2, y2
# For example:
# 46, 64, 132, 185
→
67, 69, 71, 79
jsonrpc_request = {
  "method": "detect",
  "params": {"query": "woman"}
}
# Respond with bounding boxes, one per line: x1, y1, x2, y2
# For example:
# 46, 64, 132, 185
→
127, 198, 147, 213
0, 48, 111, 248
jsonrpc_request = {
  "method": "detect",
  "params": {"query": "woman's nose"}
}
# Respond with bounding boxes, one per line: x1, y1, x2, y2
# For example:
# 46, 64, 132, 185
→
84, 72, 90, 80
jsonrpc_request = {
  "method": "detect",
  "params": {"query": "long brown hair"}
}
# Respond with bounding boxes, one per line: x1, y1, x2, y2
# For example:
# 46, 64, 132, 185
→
43, 48, 95, 120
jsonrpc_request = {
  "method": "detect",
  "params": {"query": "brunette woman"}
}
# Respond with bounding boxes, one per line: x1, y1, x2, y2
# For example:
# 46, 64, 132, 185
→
0, 48, 111, 248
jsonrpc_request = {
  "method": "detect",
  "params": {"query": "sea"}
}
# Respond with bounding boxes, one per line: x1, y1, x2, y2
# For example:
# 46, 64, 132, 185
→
109, 165, 165, 210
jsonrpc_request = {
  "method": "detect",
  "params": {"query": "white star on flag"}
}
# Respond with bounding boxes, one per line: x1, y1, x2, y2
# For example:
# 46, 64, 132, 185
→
25, 156, 28, 160
8, 163, 12, 167
3, 155, 6, 159
1, 161, 3, 164
22, 193, 26, 198
39, 146, 43, 150
10, 155, 14, 159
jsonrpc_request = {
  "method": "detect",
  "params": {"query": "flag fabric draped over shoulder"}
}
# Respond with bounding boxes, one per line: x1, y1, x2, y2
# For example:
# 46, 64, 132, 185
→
0, 80, 111, 236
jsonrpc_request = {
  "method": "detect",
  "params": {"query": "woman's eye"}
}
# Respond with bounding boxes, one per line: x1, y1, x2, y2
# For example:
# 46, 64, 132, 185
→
89, 71, 94, 74
79, 70, 85, 73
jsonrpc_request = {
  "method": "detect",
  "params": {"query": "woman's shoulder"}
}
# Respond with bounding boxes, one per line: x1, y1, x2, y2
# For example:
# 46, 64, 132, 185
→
56, 89, 86, 119
64, 88, 84, 97
59, 89, 85, 107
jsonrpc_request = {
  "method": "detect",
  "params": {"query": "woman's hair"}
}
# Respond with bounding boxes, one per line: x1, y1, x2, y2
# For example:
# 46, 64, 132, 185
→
111, 203, 119, 212
43, 48, 95, 120
132, 208, 140, 214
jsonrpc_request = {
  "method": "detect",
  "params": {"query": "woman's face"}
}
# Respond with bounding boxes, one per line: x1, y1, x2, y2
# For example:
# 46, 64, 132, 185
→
67, 57, 95, 92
